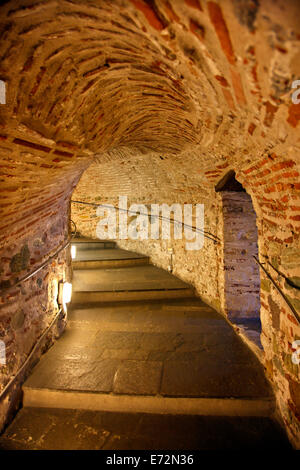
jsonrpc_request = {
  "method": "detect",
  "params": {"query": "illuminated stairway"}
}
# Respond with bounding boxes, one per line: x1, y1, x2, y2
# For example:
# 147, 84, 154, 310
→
71, 238, 194, 303
0, 239, 291, 449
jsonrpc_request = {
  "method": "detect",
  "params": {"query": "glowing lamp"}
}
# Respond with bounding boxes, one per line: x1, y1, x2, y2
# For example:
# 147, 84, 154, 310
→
62, 282, 72, 304
58, 281, 72, 311
71, 245, 76, 259
0, 340, 6, 365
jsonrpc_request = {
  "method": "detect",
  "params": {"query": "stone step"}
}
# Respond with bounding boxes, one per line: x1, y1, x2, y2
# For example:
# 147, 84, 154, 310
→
0, 408, 291, 450
71, 265, 194, 303
72, 288, 195, 303
72, 238, 116, 250
66, 297, 217, 326
72, 265, 191, 292
73, 258, 149, 269
72, 248, 149, 269
22, 298, 274, 419
22, 389, 275, 418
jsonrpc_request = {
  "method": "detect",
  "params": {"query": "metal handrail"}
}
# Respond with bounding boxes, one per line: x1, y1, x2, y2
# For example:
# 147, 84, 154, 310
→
71, 199, 220, 244
253, 256, 300, 325
0, 219, 77, 295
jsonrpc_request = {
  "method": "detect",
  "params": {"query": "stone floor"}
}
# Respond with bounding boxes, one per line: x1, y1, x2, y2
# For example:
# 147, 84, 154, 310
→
0, 408, 291, 450
23, 299, 272, 400
0, 242, 292, 450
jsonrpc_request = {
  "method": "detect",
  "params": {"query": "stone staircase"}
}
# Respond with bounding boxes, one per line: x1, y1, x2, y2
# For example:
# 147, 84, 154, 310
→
71, 238, 193, 303
0, 239, 291, 449
72, 238, 148, 269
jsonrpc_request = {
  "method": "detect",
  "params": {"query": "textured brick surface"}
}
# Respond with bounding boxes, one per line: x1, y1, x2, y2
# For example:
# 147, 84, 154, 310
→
0, 0, 299, 447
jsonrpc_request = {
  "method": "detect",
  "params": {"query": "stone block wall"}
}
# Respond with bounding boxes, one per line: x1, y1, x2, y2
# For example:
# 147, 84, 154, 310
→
0, 204, 72, 431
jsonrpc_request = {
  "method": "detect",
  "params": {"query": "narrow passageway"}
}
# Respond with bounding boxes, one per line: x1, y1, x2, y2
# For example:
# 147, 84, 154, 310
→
0, 0, 299, 450
0, 240, 291, 449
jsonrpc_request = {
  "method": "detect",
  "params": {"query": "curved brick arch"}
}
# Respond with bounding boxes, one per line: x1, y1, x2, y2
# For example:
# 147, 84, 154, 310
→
0, 0, 299, 446
0, 0, 299, 236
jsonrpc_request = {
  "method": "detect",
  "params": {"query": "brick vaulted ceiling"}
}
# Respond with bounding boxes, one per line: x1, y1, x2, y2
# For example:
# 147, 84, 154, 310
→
0, 0, 299, 248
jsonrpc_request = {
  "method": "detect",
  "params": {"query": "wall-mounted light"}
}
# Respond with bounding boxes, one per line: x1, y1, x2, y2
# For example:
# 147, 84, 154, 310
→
0, 340, 6, 365
58, 281, 72, 311
167, 247, 173, 273
0, 80, 6, 104
71, 245, 76, 259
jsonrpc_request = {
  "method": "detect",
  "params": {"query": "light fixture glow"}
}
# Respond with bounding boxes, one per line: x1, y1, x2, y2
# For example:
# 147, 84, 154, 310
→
0, 340, 6, 365
0, 80, 6, 105
71, 245, 76, 259
62, 282, 72, 305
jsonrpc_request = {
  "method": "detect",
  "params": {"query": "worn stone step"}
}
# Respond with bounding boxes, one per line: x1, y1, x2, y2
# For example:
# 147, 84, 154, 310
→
0, 408, 291, 450
22, 389, 275, 418
66, 297, 217, 326
71, 265, 194, 302
72, 265, 191, 292
72, 248, 149, 269
72, 288, 195, 303
22, 297, 274, 418
73, 258, 149, 269
72, 238, 116, 249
